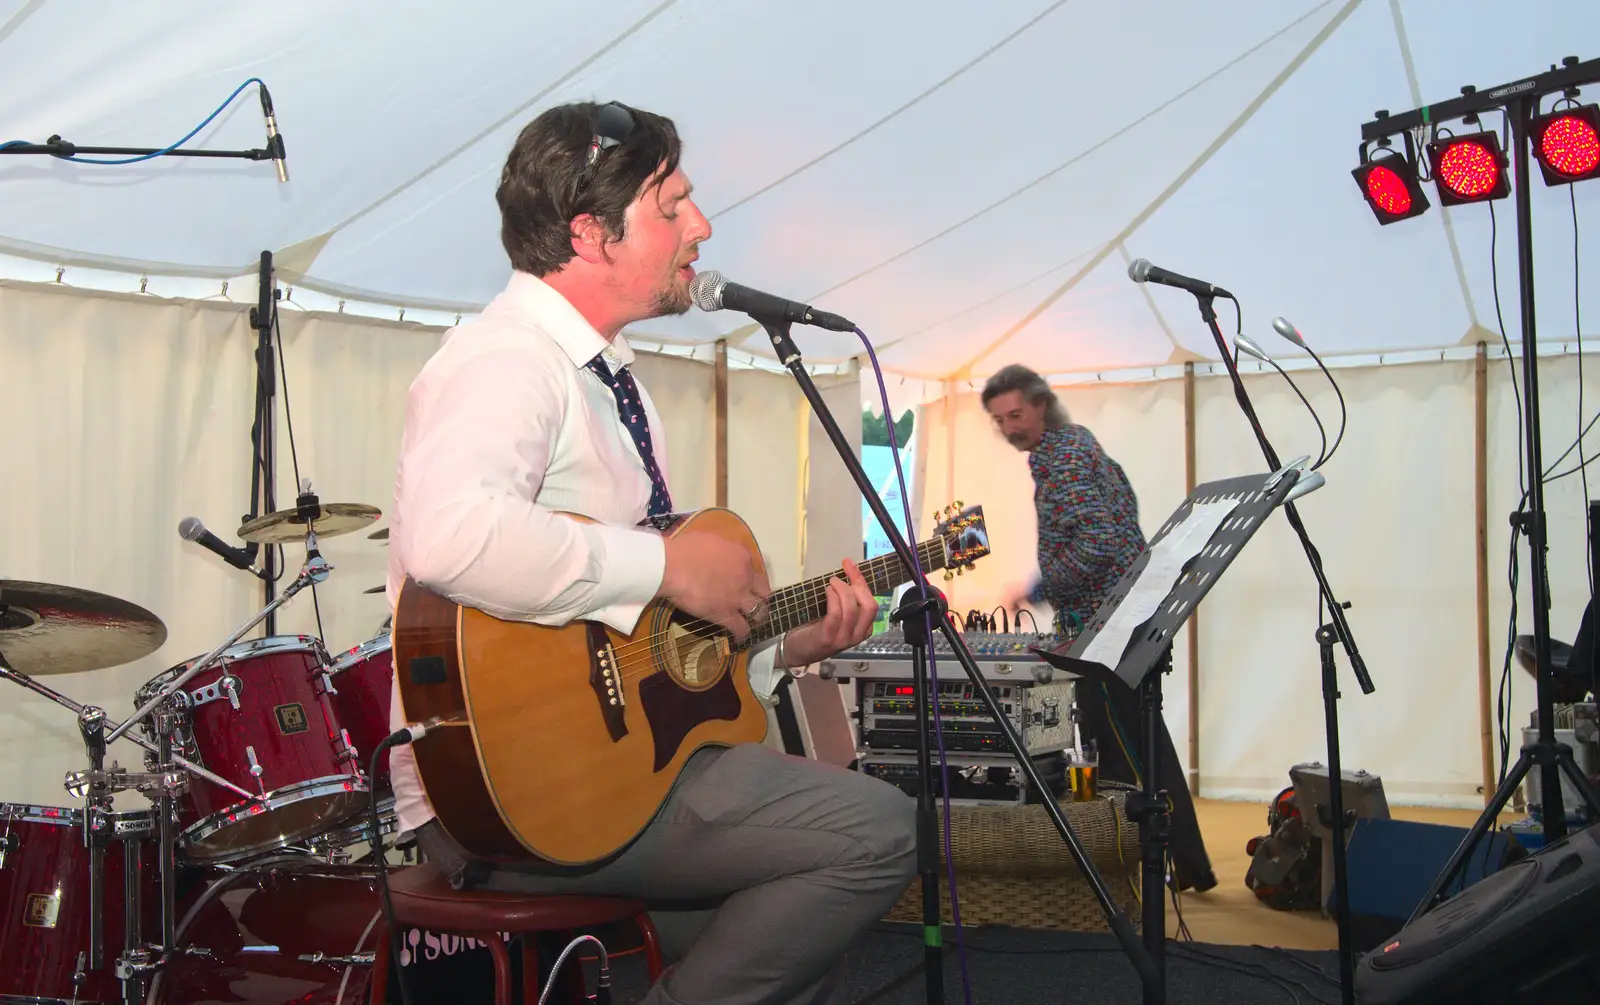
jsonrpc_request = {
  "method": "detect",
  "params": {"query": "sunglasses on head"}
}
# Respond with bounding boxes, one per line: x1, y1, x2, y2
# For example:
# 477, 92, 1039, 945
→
580, 102, 636, 188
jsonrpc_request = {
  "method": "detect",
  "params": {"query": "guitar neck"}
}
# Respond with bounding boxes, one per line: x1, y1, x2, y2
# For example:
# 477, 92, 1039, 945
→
751, 538, 947, 644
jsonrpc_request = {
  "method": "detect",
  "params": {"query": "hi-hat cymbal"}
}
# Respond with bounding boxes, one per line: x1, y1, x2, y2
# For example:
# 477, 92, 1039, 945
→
363, 586, 385, 595
0, 580, 167, 675
239, 503, 381, 544
368, 527, 389, 541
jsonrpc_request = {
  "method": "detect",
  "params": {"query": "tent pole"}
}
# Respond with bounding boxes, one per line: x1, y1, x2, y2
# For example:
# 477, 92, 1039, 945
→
715, 339, 729, 508
1184, 361, 1200, 796
1475, 340, 1492, 806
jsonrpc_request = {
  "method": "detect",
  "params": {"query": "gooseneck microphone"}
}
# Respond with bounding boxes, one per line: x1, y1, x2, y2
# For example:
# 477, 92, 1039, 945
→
689, 270, 855, 332
1271, 316, 1347, 468
1232, 336, 1329, 470
178, 517, 257, 572
1127, 258, 1233, 300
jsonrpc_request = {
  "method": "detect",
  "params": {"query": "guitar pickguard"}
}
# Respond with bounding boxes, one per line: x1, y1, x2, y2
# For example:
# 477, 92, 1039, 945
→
638, 668, 743, 772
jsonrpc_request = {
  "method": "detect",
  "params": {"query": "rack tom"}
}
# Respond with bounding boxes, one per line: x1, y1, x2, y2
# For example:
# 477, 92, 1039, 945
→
134, 635, 368, 862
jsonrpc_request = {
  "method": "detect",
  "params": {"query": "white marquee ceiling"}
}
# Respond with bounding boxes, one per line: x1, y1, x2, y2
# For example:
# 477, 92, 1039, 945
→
1, 0, 1596, 377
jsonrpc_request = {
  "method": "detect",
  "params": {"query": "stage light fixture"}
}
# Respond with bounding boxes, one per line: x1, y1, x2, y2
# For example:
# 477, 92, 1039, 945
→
1426, 130, 1510, 205
1531, 104, 1600, 185
1351, 150, 1431, 224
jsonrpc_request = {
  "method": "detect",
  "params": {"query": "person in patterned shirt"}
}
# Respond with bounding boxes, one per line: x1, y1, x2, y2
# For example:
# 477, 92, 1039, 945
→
982, 363, 1146, 629
982, 363, 1216, 892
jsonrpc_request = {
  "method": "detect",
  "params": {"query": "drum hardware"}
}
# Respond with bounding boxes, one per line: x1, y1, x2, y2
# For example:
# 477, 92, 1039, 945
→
298, 951, 377, 966
0, 664, 254, 802
105, 550, 330, 748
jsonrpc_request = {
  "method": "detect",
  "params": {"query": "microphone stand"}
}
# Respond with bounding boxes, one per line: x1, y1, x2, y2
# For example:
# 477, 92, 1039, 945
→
0, 137, 278, 164
1191, 293, 1367, 1005
756, 315, 1163, 1004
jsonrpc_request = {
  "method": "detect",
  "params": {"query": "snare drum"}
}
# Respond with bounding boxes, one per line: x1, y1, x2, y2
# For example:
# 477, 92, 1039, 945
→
0, 803, 159, 1005
327, 635, 394, 789
134, 635, 368, 863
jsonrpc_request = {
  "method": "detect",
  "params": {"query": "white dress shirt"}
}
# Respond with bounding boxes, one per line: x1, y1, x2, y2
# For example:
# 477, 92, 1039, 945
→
384, 271, 778, 836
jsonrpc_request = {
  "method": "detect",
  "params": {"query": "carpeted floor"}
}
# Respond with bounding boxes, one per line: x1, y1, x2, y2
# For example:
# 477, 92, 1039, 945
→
593, 923, 1344, 1004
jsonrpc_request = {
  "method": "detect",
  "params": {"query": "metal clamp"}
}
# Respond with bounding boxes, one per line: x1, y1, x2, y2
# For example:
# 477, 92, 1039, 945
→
191, 673, 243, 710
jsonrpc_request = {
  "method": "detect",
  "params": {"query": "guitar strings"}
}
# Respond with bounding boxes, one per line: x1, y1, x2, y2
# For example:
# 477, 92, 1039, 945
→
601, 543, 940, 664
602, 544, 943, 678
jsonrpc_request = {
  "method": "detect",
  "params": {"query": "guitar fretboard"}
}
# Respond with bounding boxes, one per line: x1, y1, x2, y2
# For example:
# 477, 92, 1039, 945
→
749, 538, 946, 646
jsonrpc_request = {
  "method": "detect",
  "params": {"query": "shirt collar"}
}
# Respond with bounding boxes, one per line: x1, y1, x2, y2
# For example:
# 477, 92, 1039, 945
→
500, 271, 637, 371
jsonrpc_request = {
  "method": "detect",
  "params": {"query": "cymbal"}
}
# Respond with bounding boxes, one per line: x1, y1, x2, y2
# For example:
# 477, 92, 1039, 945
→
0, 580, 167, 675
363, 586, 385, 595
368, 527, 389, 541
238, 503, 381, 544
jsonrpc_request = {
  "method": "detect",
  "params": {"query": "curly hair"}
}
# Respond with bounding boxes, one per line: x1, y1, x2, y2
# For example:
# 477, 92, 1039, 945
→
496, 101, 682, 276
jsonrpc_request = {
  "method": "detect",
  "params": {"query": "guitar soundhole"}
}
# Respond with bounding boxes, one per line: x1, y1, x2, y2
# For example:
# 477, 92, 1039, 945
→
651, 610, 730, 693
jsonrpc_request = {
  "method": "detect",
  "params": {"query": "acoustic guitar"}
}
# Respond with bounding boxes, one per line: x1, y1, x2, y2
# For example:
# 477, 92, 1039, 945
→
392, 503, 990, 866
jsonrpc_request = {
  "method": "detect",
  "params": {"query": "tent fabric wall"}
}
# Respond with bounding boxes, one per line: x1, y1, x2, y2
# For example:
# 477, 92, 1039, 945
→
918, 353, 1600, 808
0, 281, 827, 808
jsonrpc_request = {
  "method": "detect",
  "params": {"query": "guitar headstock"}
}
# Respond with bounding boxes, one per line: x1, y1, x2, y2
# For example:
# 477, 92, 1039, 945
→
931, 501, 990, 581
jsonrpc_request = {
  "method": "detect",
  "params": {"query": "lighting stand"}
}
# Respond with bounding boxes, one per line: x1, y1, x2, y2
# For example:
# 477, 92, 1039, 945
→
1379, 78, 1600, 923
756, 317, 1163, 1004
1192, 292, 1371, 1005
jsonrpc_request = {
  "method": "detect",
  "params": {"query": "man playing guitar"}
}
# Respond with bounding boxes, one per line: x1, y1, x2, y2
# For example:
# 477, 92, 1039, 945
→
385, 101, 915, 1005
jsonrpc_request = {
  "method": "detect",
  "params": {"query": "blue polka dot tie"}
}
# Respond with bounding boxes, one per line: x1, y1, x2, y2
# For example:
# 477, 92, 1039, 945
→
586, 354, 673, 517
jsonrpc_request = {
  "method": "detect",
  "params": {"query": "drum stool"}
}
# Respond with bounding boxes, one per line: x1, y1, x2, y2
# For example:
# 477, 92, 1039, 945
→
368, 863, 663, 1005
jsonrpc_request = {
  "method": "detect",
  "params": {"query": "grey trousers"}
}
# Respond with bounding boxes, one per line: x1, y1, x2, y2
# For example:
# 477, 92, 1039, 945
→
414, 743, 916, 1005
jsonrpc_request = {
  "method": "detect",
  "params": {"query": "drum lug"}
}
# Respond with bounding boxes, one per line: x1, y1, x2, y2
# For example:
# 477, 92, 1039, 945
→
0, 829, 15, 870
335, 728, 361, 765
72, 950, 87, 1001
317, 669, 339, 696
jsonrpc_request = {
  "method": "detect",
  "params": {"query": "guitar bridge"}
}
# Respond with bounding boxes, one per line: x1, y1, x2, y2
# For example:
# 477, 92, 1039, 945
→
586, 623, 628, 742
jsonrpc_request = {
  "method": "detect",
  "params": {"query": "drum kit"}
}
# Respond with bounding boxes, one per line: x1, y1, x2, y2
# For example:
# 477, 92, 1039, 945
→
0, 495, 407, 1005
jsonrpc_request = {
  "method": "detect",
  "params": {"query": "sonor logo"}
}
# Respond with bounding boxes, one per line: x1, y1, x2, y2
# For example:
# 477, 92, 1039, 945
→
23, 893, 60, 928
398, 928, 514, 966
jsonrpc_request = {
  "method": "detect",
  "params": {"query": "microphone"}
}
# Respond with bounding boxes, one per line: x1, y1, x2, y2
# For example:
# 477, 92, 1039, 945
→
1270, 316, 1346, 469
1127, 259, 1233, 300
258, 84, 288, 184
178, 517, 257, 572
689, 270, 855, 332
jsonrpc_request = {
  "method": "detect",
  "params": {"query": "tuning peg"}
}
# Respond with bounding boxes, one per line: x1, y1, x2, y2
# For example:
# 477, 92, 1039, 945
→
956, 567, 964, 576
954, 500, 964, 509
943, 571, 955, 582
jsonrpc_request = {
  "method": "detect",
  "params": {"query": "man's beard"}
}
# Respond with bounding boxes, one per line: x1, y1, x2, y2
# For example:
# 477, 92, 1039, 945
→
644, 272, 692, 319
1007, 432, 1033, 450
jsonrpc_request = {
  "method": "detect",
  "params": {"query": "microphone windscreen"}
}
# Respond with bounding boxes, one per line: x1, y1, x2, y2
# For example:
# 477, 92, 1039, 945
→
178, 516, 205, 541
688, 270, 726, 312
1127, 259, 1153, 283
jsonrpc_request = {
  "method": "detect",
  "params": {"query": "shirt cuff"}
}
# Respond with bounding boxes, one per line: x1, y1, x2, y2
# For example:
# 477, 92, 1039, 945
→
582, 522, 667, 634
745, 636, 785, 699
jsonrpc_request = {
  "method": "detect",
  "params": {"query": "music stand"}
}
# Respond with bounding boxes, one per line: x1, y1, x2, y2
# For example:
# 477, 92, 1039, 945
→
1039, 465, 1303, 1004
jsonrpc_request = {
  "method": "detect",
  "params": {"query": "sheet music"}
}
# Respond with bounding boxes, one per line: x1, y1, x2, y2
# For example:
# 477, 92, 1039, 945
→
1080, 498, 1242, 669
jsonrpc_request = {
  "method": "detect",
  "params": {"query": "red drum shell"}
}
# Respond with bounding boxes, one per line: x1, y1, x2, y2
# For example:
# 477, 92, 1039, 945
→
0, 803, 159, 1005
151, 863, 380, 1005
136, 636, 367, 863
328, 635, 394, 790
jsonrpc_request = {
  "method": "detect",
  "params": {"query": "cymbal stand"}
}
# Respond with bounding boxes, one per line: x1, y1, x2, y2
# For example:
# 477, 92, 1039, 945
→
105, 550, 331, 747
78, 706, 112, 971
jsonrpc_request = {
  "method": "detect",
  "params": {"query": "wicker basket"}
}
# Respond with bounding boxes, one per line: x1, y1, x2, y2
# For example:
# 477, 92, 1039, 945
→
884, 792, 1142, 931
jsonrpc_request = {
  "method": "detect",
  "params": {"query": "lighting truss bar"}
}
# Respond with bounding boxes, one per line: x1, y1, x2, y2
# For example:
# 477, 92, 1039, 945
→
1361, 57, 1600, 142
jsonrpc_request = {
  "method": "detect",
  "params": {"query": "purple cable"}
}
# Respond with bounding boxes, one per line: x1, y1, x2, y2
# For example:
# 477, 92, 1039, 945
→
853, 327, 974, 1005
